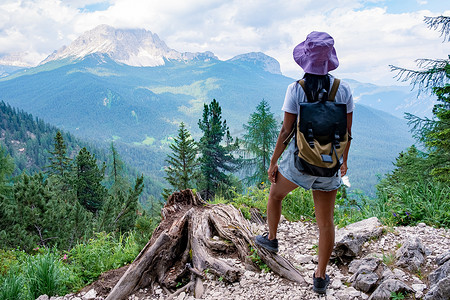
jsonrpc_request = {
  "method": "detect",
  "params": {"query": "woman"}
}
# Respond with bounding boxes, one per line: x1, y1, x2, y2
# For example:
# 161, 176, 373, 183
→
255, 31, 354, 294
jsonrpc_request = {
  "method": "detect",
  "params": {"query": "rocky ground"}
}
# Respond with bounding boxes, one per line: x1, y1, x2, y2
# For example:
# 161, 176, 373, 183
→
37, 217, 450, 300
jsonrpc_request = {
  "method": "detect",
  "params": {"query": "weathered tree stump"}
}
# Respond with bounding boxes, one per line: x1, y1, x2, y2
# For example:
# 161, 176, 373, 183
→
106, 189, 305, 300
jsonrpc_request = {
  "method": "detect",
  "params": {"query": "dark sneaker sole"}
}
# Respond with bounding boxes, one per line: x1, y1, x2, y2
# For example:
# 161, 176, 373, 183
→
313, 286, 328, 294
313, 274, 330, 294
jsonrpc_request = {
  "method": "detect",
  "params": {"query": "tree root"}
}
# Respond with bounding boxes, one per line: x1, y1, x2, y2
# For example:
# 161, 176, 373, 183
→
106, 189, 305, 300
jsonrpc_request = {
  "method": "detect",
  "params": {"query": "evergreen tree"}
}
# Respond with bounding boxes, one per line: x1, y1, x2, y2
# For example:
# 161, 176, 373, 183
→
0, 146, 15, 245
47, 131, 72, 177
390, 15, 450, 183
242, 100, 279, 185
75, 147, 107, 214
7, 173, 51, 250
109, 142, 126, 190
97, 144, 144, 232
163, 122, 198, 197
0, 145, 14, 198
197, 99, 240, 199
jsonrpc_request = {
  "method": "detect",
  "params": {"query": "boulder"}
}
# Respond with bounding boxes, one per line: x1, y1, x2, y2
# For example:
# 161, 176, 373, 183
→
368, 279, 413, 300
428, 260, 450, 284
395, 237, 427, 272
334, 217, 384, 258
82, 289, 97, 300
352, 272, 379, 293
424, 276, 450, 300
36, 295, 49, 300
349, 257, 380, 274
435, 251, 450, 266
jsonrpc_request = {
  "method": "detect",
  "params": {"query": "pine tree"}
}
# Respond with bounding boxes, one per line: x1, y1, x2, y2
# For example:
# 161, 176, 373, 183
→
97, 144, 144, 232
242, 100, 279, 185
75, 147, 107, 214
7, 173, 51, 250
390, 15, 450, 183
0, 146, 15, 246
109, 142, 126, 189
163, 122, 198, 197
198, 99, 240, 199
0, 145, 14, 198
46, 131, 71, 177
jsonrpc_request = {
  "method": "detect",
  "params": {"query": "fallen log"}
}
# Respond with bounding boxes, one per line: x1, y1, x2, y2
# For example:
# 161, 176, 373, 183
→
106, 189, 305, 299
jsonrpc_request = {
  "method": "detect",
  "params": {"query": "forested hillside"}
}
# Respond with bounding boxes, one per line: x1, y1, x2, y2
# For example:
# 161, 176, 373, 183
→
0, 100, 164, 205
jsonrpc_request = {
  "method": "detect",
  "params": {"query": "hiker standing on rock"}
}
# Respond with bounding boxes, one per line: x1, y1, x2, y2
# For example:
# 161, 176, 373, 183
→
255, 31, 354, 294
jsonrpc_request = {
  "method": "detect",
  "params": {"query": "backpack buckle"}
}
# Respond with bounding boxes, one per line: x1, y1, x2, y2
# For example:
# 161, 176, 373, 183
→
307, 122, 315, 148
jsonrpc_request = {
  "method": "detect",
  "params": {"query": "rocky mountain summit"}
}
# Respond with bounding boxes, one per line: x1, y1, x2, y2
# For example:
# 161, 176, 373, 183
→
37, 217, 449, 300
40, 25, 217, 67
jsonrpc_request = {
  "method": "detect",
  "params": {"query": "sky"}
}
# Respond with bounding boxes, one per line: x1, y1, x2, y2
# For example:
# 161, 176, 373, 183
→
0, 0, 448, 86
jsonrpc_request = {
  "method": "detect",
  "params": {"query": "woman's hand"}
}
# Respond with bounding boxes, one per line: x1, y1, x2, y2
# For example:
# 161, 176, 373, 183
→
340, 161, 348, 176
268, 163, 279, 184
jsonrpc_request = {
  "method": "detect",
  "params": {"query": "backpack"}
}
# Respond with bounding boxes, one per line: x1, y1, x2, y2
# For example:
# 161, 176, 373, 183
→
284, 78, 348, 177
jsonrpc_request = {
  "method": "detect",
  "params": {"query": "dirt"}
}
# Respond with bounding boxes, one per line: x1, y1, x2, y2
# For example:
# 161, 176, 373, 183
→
81, 265, 129, 298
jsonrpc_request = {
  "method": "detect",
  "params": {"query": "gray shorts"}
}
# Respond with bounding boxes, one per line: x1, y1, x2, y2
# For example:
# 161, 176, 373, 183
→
278, 141, 342, 191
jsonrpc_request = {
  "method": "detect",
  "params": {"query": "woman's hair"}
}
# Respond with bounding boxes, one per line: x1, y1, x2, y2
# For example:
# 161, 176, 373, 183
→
303, 73, 330, 102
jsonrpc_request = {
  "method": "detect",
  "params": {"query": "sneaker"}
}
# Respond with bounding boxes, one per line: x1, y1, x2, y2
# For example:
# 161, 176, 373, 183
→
255, 232, 278, 253
313, 273, 330, 294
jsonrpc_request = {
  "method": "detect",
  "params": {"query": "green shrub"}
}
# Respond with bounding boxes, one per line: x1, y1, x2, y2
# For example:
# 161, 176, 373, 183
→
25, 250, 66, 299
211, 186, 268, 220
134, 213, 160, 249
68, 231, 140, 286
282, 188, 314, 222
334, 189, 373, 228
0, 271, 25, 300
376, 180, 450, 227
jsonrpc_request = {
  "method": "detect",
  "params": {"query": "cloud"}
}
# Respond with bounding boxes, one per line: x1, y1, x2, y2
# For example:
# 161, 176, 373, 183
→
0, 0, 448, 85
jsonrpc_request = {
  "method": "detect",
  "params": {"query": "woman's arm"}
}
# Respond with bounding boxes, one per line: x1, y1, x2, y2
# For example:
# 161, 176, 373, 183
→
340, 112, 353, 176
268, 112, 297, 183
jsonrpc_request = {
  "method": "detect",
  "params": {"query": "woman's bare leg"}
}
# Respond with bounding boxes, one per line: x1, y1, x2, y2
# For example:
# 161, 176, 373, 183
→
312, 189, 337, 278
267, 172, 298, 240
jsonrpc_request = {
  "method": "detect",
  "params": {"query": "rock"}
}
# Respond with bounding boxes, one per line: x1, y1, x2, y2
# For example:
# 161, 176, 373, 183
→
412, 283, 427, 292
395, 237, 427, 272
335, 290, 351, 300
393, 268, 406, 279
424, 276, 450, 300
352, 272, 379, 293
295, 254, 313, 264
417, 222, 426, 228
331, 278, 343, 289
368, 279, 413, 300
436, 251, 450, 266
347, 286, 361, 298
82, 289, 97, 300
349, 257, 380, 274
177, 291, 186, 300
428, 260, 450, 284
36, 296, 49, 300
382, 268, 395, 279
334, 217, 384, 258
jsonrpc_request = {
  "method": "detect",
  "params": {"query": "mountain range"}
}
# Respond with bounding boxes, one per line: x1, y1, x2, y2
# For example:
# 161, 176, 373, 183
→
0, 25, 427, 195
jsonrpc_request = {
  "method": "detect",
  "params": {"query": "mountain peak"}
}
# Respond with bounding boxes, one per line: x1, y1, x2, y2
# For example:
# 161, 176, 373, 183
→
40, 25, 216, 67
228, 52, 281, 75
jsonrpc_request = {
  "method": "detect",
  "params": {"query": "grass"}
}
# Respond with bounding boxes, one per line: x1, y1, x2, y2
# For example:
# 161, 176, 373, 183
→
382, 251, 396, 267
0, 271, 25, 300
68, 231, 141, 286
25, 251, 65, 299
376, 180, 450, 228
247, 246, 270, 273
0, 230, 143, 298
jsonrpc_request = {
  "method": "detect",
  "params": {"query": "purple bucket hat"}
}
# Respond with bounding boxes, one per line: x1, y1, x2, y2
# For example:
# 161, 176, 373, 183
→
293, 31, 339, 75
